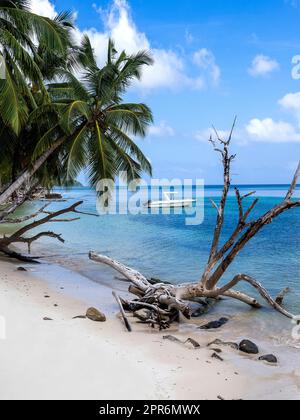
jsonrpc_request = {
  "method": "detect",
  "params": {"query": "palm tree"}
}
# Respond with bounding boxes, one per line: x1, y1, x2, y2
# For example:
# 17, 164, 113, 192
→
0, 0, 74, 134
0, 37, 153, 205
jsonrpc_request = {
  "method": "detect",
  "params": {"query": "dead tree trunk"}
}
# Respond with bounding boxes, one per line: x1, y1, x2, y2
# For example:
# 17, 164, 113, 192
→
89, 121, 300, 328
0, 201, 97, 262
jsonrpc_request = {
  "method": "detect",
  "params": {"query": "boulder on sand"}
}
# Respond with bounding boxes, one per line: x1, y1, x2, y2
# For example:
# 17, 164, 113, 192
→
239, 339, 259, 355
259, 354, 278, 364
86, 307, 106, 322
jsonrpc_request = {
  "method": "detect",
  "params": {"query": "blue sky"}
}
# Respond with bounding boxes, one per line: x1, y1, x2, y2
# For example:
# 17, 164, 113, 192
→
32, 0, 300, 184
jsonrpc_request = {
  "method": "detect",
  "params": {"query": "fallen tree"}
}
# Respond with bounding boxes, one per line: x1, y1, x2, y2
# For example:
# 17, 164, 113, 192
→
0, 200, 97, 262
89, 122, 300, 329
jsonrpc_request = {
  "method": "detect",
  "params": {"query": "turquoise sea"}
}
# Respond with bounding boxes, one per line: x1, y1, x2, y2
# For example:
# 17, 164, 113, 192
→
2, 181, 300, 383
6, 184, 300, 350
18, 184, 298, 311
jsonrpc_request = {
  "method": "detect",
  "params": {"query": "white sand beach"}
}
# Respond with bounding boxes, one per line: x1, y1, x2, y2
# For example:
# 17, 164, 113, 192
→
0, 256, 299, 400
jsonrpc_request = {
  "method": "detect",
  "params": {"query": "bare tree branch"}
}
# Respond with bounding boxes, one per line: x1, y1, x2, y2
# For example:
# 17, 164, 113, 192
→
285, 161, 300, 201
0, 204, 50, 224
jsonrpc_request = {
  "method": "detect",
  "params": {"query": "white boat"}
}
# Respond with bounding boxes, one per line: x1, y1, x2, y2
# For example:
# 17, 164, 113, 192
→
145, 192, 196, 209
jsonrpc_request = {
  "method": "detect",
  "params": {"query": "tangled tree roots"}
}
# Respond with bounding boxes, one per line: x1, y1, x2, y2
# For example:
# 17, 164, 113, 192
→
89, 252, 296, 331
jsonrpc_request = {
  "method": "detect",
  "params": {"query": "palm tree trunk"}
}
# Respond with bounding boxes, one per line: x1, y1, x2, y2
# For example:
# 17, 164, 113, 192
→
0, 138, 65, 208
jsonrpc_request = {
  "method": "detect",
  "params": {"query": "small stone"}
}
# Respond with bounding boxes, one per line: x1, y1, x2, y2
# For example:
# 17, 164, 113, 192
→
17, 267, 27, 272
73, 315, 86, 319
211, 352, 224, 361
44, 295, 50, 298
43, 317, 53, 321
199, 317, 229, 330
86, 307, 106, 322
239, 339, 259, 355
259, 354, 278, 364
185, 338, 201, 349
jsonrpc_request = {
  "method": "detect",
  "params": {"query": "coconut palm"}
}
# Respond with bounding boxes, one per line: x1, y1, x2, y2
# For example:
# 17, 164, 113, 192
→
0, 37, 153, 205
0, 0, 74, 134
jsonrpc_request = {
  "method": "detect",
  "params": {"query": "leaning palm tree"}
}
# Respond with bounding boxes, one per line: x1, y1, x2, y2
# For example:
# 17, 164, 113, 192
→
0, 0, 74, 134
0, 37, 153, 206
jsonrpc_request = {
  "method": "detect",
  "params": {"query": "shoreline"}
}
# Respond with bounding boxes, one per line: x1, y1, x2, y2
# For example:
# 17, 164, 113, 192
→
0, 256, 299, 400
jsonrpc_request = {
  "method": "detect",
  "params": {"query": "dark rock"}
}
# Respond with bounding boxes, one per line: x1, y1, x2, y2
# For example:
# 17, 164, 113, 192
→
185, 338, 201, 349
43, 317, 53, 321
73, 315, 86, 319
17, 267, 27, 272
199, 317, 229, 330
239, 340, 259, 355
44, 295, 50, 298
86, 307, 106, 322
259, 354, 278, 364
211, 352, 224, 361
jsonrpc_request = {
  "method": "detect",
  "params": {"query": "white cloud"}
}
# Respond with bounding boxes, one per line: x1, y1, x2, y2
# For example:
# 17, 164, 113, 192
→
31, 0, 220, 92
246, 118, 300, 143
193, 48, 221, 86
279, 92, 300, 123
87, 0, 213, 91
248, 55, 279, 77
30, 0, 57, 18
148, 121, 175, 137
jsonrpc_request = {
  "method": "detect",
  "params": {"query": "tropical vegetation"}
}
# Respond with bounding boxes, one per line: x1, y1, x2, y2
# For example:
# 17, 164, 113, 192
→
0, 0, 153, 208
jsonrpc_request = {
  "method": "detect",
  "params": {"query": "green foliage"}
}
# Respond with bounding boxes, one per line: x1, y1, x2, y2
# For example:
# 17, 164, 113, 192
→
0, 1, 153, 193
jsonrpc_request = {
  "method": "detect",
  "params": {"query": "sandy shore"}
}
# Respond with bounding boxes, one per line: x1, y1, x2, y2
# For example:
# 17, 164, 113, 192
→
0, 257, 299, 400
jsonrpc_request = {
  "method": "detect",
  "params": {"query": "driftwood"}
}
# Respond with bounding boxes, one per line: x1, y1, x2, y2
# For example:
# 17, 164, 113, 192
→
112, 291, 132, 332
275, 288, 290, 305
89, 121, 300, 329
0, 201, 98, 262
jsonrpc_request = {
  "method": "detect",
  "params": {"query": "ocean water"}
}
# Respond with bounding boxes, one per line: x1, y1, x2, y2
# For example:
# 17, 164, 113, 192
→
4, 184, 300, 347
31, 185, 300, 305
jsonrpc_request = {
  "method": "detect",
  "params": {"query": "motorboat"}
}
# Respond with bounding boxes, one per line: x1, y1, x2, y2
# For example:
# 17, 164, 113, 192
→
145, 192, 196, 209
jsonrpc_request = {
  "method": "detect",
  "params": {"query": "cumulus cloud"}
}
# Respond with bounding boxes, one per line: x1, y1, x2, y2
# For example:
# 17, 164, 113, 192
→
193, 48, 221, 86
279, 92, 300, 123
246, 118, 300, 143
30, 0, 57, 18
248, 55, 279, 77
30, 0, 220, 92
148, 121, 175, 137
